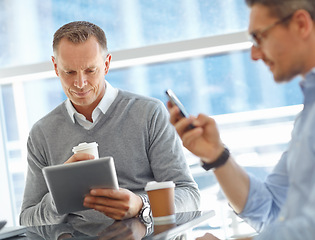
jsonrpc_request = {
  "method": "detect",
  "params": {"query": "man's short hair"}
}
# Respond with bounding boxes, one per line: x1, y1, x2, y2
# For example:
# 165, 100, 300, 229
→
245, 0, 315, 20
53, 21, 108, 58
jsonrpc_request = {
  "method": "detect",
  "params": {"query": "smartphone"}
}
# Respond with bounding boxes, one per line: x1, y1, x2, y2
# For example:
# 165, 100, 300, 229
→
165, 89, 190, 118
166, 89, 195, 129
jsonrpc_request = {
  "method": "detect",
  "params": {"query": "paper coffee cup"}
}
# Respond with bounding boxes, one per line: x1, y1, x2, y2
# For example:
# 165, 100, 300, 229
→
145, 181, 176, 225
72, 142, 99, 159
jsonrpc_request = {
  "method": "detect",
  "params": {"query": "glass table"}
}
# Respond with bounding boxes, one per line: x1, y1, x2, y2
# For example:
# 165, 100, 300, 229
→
1, 211, 215, 240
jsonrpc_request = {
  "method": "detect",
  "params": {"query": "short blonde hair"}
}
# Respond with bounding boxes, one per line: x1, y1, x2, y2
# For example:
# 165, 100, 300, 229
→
53, 21, 108, 58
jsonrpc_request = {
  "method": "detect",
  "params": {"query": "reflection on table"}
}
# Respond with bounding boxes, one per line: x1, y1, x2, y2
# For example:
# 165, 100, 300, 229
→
17, 211, 215, 240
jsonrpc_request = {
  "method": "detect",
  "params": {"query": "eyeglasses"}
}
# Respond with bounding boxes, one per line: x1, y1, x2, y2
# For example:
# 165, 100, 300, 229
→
249, 13, 294, 48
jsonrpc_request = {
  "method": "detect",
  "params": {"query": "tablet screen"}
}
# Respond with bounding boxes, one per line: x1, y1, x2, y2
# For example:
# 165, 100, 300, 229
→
43, 156, 119, 214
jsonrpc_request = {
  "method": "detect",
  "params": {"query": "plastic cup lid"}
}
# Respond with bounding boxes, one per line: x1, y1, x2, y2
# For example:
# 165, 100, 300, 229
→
145, 181, 175, 191
72, 142, 98, 152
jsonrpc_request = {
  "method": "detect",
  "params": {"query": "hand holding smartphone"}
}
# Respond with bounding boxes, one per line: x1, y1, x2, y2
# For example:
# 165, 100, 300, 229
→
165, 89, 195, 129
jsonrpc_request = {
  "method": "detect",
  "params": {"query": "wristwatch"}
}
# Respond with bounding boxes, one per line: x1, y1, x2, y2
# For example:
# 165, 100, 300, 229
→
138, 194, 153, 236
201, 147, 230, 171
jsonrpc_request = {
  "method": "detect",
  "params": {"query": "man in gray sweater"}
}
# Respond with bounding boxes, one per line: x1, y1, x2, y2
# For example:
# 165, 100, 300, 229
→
19, 21, 200, 226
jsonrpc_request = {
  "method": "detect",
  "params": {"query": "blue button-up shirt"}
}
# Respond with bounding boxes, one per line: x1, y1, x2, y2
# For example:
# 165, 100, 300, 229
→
239, 68, 315, 239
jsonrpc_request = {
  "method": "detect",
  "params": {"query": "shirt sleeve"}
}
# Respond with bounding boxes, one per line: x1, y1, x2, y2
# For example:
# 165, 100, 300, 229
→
238, 151, 289, 232
253, 174, 315, 240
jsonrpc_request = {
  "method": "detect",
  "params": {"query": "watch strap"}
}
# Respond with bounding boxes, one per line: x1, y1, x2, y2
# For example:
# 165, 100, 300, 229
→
138, 194, 150, 208
201, 147, 230, 171
138, 194, 152, 237
138, 194, 151, 220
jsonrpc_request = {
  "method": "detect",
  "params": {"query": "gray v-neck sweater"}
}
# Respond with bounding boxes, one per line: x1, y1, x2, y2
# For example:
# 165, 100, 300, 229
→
20, 90, 200, 226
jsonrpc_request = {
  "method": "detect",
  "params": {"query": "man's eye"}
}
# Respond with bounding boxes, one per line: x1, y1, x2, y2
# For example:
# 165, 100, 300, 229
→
87, 69, 96, 73
66, 71, 75, 75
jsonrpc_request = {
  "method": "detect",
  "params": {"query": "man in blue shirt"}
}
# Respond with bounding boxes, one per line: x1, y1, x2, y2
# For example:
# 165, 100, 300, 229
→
168, 0, 315, 239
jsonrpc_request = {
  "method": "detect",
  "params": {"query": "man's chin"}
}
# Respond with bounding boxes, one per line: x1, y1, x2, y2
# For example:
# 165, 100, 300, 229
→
71, 99, 93, 108
273, 74, 295, 84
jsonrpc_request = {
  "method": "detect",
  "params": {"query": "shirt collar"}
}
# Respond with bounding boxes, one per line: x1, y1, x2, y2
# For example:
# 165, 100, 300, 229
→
65, 80, 118, 123
300, 67, 315, 104
300, 67, 315, 87
303, 67, 315, 80
97, 80, 118, 115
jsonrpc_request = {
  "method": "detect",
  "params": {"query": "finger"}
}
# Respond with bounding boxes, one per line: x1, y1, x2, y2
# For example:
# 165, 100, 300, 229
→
166, 101, 174, 110
83, 197, 126, 218
195, 114, 219, 129
84, 195, 123, 208
84, 189, 133, 220
181, 127, 203, 147
90, 188, 123, 200
84, 191, 130, 211
167, 103, 182, 125
173, 116, 195, 138
64, 153, 95, 164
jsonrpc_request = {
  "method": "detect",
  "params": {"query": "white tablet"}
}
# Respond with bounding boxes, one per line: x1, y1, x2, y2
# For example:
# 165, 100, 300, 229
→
43, 156, 119, 214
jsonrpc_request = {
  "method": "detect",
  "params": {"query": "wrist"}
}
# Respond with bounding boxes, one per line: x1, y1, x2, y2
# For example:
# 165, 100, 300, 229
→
201, 145, 225, 163
201, 147, 230, 171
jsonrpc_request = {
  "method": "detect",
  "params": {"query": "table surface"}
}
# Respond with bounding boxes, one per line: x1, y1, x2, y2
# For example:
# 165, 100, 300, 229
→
1, 210, 216, 240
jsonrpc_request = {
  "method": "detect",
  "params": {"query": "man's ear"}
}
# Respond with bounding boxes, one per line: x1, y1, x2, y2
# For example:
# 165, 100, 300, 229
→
51, 56, 59, 76
293, 9, 313, 39
104, 54, 112, 75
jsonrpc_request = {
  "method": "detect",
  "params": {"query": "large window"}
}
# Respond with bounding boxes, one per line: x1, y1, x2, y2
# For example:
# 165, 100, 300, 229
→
0, 0, 303, 226
0, 0, 249, 67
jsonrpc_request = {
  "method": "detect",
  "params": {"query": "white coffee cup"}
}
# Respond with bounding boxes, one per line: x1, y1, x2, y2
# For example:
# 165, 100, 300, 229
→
72, 142, 99, 159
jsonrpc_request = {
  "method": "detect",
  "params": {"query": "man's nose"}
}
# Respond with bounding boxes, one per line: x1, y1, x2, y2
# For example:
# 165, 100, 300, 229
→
251, 45, 263, 61
74, 73, 87, 89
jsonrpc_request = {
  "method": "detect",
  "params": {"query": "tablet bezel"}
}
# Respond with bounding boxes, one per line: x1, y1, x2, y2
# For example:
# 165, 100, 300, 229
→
43, 156, 119, 214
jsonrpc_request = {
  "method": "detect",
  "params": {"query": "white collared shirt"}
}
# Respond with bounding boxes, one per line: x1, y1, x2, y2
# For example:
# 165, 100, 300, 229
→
65, 80, 118, 130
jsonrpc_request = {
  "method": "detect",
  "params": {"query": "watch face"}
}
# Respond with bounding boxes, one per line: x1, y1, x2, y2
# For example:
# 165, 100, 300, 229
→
141, 207, 152, 224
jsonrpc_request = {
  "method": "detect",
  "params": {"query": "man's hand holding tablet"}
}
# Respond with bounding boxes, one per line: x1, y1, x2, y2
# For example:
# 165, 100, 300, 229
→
43, 156, 120, 215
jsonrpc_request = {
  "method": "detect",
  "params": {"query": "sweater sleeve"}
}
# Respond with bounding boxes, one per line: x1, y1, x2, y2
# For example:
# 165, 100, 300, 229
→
19, 126, 67, 226
146, 101, 201, 212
